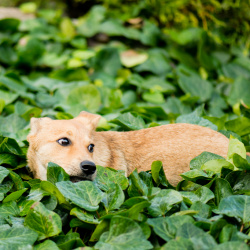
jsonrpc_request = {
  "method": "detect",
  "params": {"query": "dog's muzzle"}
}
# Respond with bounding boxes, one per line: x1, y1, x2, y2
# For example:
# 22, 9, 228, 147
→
80, 160, 96, 176
69, 161, 97, 182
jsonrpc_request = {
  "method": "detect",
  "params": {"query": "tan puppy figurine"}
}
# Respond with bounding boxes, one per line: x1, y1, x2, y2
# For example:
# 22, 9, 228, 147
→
27, 111, 233, 185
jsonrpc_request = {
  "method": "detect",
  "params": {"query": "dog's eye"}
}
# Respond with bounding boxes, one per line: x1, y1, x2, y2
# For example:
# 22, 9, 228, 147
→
57, 138, 71, 146
88, 144, 95, 153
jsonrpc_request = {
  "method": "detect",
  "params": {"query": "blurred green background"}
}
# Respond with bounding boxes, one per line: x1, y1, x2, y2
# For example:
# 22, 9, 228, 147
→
0, 0, 250, 145
1, 0, 250, 44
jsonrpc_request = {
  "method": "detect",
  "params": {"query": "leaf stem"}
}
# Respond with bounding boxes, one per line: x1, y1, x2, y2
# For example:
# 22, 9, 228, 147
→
96, 210, 100, 219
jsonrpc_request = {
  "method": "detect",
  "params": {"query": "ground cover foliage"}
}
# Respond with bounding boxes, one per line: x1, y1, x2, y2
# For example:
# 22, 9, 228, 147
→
0, 1, 250, 249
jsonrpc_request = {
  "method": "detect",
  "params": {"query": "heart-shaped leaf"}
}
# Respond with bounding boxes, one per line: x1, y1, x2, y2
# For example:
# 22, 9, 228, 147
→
102, 183, 125, 211
0, 226, 38, 249
147, 215, 194, 241
47, 162, 70, 185
95, 216, 153, 250
24, 202, 62, 240
148, 189, 183, 217
214, 195, 250, 224
94, 165, 128, 191
56, 181, 104, 211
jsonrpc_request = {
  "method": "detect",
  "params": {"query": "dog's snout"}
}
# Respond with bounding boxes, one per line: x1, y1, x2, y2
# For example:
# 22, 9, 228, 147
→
80, 161, 96, 175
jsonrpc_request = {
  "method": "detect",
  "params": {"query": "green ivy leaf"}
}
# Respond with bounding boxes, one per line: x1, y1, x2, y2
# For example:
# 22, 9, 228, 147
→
47, 162, 70, 185
0, 153, 18, 167
0, 180, 13, 194
95, 216, 153, 250
228, 77, 250, 107
0, 136, 23, 156
0, 18, 20, 32
161, 237, 193, 250
201, 159, 234, 173
101, 201, 150, 221
54, 231, 85, 249
176, 66, 213, 102
0, 226, 38, 249
40, 181, 71, 209
18, 200, 36, 216
3, 188, 27, 203
190, 201, 212, 219
141, 76, 175, 93
176, 223, 217, 249
24, 202, 62, 240
148, 189, 183, 217
34, 240, 60, 250
233, 154, 250, 171
102, 183, 125, 211
67, 84, 101, 115
225, 117, 250, 137
135, 49, 171, 76
227, 136, 246, 164
142, 91, 165, 104
181, 186, 214, 205
56, 181, 104, 211
0, 166, 9, 184
17, 37, 45, 67
0, 90, 18, 106
111, 112, 146, 130
0, 201, 20, 219
122, 197, 148, 208
176, 106, 217, 130
214, 178, 233, 206
77, 6, 105, 37
0, 75, 26, 93
70, 207, 99, 224
90, 220, 110, 242
128, 170, 151, 197
147, 215, 194, 241
190, 152, 224, 170
181, 169, 214, 182
214, 195, 250, 224
90, 47, 121, 77
94, 165, 128, 191
60, 17, 75, 40
213, 241, 249, 250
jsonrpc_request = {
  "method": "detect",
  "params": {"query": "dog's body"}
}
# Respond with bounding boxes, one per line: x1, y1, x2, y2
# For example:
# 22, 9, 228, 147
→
28, 112, 232, 185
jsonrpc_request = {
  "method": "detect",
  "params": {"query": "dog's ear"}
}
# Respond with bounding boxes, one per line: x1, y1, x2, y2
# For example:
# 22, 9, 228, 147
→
27, 117, 52, 142
75, 111, 101, 131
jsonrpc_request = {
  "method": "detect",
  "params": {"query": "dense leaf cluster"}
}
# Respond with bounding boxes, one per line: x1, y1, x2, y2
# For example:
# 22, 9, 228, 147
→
0, 2, 250, 249
0, 136, 250, 249
6, 0, 250, 45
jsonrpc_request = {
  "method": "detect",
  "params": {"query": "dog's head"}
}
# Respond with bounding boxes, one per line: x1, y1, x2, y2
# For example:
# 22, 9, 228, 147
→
27, 111, 101, 182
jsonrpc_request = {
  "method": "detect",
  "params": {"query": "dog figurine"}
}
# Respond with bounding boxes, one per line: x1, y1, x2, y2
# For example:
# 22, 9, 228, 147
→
27, 111, 233, 185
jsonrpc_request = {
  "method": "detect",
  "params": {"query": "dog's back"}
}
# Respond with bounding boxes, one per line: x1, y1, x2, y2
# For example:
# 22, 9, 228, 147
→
93, 123, 230, 185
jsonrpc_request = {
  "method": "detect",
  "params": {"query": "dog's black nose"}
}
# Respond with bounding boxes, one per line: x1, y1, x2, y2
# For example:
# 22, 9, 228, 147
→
80, 161, 96, 175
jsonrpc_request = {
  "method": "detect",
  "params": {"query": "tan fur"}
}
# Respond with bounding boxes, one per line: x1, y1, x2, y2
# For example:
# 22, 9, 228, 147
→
27, 111, 242, 185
